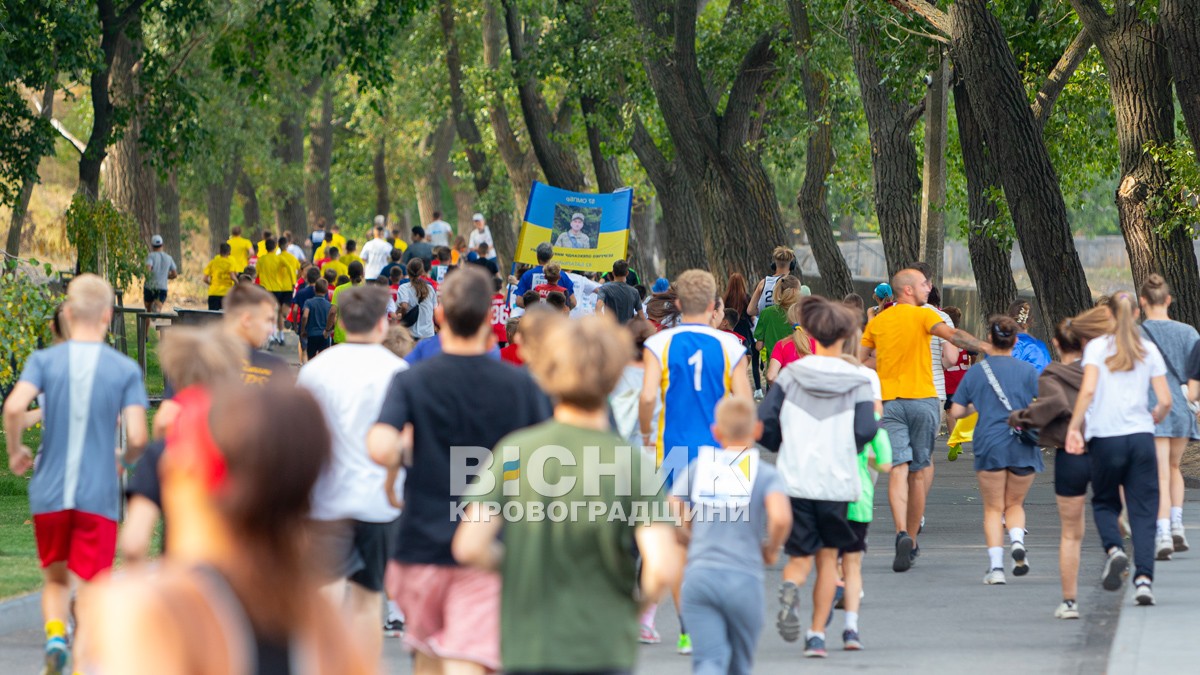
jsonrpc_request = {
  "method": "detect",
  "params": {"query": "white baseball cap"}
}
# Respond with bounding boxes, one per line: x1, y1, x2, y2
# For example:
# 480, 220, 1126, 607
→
151, 235, 164, 247
472, 213, 485, 221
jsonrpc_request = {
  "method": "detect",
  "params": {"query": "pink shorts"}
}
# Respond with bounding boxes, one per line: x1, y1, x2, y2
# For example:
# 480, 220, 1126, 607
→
386, 562, 501, 671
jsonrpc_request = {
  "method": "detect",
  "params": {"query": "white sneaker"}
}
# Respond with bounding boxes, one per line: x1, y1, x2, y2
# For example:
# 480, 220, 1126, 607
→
1134, 579, 1155, 606
753, 388, 765, 402
1155, 532, 1174, 561
984, 568, 1006, 585
1172, 524, 1189, 552
1054, 600, 1080, 619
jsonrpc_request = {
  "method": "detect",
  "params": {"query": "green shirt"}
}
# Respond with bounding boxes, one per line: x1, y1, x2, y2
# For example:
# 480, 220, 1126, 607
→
470, 420, 667, 672
848, 427, 892, 523
330, 281, 361, 344
753, 304, 796, 359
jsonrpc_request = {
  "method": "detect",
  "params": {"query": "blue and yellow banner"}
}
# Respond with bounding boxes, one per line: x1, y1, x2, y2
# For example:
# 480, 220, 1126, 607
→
514, 181, 632, 273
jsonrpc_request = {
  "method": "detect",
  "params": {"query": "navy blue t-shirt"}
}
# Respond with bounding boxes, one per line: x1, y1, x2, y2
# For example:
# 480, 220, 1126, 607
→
303, 296, 332, 337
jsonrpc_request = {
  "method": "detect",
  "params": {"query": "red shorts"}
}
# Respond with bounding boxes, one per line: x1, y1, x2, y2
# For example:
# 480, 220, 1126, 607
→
32, 510, 118, 581
386, 562, 501, 671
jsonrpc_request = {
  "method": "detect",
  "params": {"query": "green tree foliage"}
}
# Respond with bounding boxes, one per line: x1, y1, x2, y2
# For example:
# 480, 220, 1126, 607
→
65, 195, 146, 290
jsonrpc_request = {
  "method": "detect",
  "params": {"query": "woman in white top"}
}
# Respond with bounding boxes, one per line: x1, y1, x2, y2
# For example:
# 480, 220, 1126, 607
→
396, 259, 438, 340
1066, 292, 1171, 606
747, 246, 795, 317
468, 214, 495, 259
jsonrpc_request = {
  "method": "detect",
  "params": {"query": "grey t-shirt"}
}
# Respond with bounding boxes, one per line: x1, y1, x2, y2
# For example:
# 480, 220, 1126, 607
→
1142, 319, 1200, 439
19, 342, 148, 521
597, 282, 641, 324
145, 251, 177, 290
402, 241, 435, 268
681, 451, 786, 580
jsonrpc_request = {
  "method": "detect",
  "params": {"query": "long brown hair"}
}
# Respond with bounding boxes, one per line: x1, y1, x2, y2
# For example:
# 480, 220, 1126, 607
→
723, 273, 750, 317
773, 275, 802, 317
407, 259, 430, 302
1107, 292, 1145, 372
1055, 306, 1115, 354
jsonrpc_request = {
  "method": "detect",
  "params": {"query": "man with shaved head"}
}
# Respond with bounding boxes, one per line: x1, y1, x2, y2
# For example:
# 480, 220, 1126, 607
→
859, 267, 989, 573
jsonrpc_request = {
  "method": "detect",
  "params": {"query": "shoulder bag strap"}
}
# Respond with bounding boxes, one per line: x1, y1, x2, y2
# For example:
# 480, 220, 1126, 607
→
980, 359, 1013, 412
1140, 323, 1183, 383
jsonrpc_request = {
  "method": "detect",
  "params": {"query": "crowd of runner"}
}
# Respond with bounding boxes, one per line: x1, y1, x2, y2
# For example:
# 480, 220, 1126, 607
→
5, 223, 1200, 674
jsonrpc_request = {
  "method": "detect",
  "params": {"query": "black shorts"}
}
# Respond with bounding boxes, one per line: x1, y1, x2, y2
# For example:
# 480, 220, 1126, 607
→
784, 498, 857, 557
840, 520, 870, 554
1054, 448, 1090, 497
207, 295, 223, 311
273, 291, 293, 306
311, 519, 394, 592
144, 288, 167, 305
306, 334, 330, 359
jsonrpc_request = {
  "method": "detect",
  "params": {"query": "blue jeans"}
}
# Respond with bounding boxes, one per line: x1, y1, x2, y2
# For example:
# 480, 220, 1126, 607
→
681, 567, 763, 675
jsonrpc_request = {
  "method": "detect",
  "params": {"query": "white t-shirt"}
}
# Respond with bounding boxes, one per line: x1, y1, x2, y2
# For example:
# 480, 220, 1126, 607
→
361, 238, 393, 280
566, 272, 600, 318
287, 244, 307, 262
427, 220, 453, 248
298, 344, 409, 522
397, 282, 438, 339
1082, 335, 1167, 440
924, 304, 953, 401
756, 275, 782, 315
468, 226, 496, 259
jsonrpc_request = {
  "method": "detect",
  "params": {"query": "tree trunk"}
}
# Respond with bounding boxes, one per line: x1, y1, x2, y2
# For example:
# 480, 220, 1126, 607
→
441, 0, 493, 198
1162, 0, 1200, 157
953, 78, 1018, 318
949, 0, 1092, 327
305, 80, 336, 233
1072, 2, 1200, 325
274, 110, 307, 235
846, 10, 923, 277
158, 168, 182, 270
373, 137, 390, 220
629, 116, 708, 277
920, 52, 949, 290
78, 1, 123, 199
206, 155, 240, 256
788, 0, 853, 299
628, 196, 658, 280
414, 118, 455, 225
237, 170, 260, 234
102, 27, 158, 244
7, 78, 56, 257
838, 213, 858, 242
449, 173, 475, 233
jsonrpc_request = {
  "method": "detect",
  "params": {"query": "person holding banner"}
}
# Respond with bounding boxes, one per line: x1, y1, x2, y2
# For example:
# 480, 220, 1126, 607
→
514, 243, 576, 307
555, 212, 594, 249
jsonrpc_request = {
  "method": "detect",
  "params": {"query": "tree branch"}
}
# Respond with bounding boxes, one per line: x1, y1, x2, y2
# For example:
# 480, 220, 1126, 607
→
721, 30, 780, 150
884, 0, 951, 37
28, 91, 86, 155
1067, 0, 1114, 36
630, 114, 671, 187
115, 0, 154, 32
1031, 28, 1092, 128
903, 100, 927, 132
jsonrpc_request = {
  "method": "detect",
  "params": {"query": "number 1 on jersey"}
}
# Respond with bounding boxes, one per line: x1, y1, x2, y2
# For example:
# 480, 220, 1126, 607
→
687, 350, 703, 391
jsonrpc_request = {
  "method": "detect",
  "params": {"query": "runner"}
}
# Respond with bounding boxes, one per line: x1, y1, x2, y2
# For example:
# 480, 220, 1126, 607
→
321, 247, 349, 280
3, 274, 149, 675
227, 226, 254, 272
402, 226, 435, 269
426, 210, 453, 248
765, 301, 814, 386
453, 314, 681, 675
342, 239, 363, 270
866, 283, 892, 322
754, 275, 802, 381
1010, 307, 1113, 618
723, 273, 761, 395
315, 224, 348, 261
639, 269, 752, 654
597, 260, 643, 324
328, 261, 366, 345
513, 243, 576, 308
678, 396, 791, 674
361, 225, 393, 281
858, 268, 990, 573
143, 234, 177, 314
220, 282, 293, 383
532, 262, 575, 309
1066, 292, 1171, 606
301, 279, 334, 359
396, 259, 438, 342
948, 315, 1042, 585
254, 236, 300, 347
489, 277, 509, 347
748, 246, 796, 317
368, 266, 552, 675
1008, 300, 1052, 372
468, 213, 495, 259
202, 242, 237, 310
758, 296, 879, 657
1137, 274, 1199, 559
298, 285, 408, 669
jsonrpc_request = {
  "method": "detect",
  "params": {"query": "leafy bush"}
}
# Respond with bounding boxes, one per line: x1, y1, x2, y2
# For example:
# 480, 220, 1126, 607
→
64, 195, 146, 292
0, 260, 61, 397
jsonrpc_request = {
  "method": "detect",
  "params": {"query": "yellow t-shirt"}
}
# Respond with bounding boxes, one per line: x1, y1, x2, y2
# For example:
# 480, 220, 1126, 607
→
203, 256, 236, 297
321, 259, 349, 280
392, 238, 408, 254
342, 253, 364, 270
861, 303, 945, 401
257, 251, 300, 292
227, 236, 253, 272
314, 233, 348, 261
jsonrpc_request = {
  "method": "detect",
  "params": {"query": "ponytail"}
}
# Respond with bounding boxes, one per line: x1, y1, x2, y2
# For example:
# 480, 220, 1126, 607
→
1106, 292, 1145, 372
407, 259, 430, 302
1055, 306, 1114, 354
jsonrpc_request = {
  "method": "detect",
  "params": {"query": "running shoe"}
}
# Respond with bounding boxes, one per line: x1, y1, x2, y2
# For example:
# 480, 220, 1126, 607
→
383, 618, 404, 638
753, 388, 765, 402
1134, 579, 1155, 606
1173, 523, 1189, 552
842, 629, 864, 651
893, 532, 914, 573
1155, 532, 1174, 560
1054, 600, 1080, 620
803, 635, 827, 658
910, 544, 921, 565
947, 443, 962, 461
43, 635, 68, 675
777, 581, 802, 642
984, 567, 1006, 585
676, 633, 692, 655
1011, 541, 1029, 577
638, 624, 661, 644
832, 583, 845, 610
1102, 548, 1130, 591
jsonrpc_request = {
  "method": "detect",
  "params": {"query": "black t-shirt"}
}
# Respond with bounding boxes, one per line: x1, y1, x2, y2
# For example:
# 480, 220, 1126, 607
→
597, 282, 641, 324
126, 439, 166, 508
468, 257, 499, 276
378, 354, 552, 565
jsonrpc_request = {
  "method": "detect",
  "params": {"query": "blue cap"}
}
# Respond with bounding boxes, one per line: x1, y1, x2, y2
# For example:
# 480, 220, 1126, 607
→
652, 278, 670, 293
874, 283, 892, 300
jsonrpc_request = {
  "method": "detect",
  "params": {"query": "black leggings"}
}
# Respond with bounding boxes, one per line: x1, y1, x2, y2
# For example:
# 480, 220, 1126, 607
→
1088, 433, 1159, 580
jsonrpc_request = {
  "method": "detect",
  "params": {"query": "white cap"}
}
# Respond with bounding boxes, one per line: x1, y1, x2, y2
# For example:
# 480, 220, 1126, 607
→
151, 235, 164, 247
472, 213, 485, 221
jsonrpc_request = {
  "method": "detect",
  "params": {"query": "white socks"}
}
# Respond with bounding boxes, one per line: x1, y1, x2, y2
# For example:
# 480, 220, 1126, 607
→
844, 611, 859, 632
988, 546, 1004, 569
386, 600, 404, 623
1171, 507, 1184, 527
1157, 518, 1171, 537
639, 603, 657, 628
1009, 527, 1025, 545
807, 630, 825, 641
